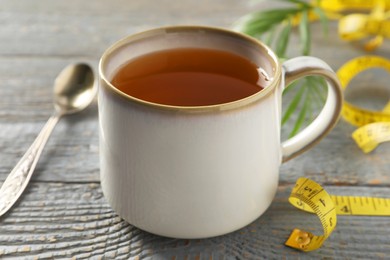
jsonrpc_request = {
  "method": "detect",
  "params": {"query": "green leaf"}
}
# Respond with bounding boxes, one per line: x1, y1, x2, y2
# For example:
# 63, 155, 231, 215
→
233, 8, 300, 36
276, 0, 311, 7
289, 87, 310, 137
308, 87, 324, 117
306, 85, 314, 122
282, 83, 305, 125
275, 20, 292, 58
308, 76, 327, 103
299, 9, 311, 55
234, 21, 275, 37
313, 6, 329, 36
282, 79, 300, 95
235, 1, 329, 137
282, 77, 325, 136
264, 26, 277, 46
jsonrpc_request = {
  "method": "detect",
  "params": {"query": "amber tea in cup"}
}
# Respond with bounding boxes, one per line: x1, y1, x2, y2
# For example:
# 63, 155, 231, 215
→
110, 48, 265, 106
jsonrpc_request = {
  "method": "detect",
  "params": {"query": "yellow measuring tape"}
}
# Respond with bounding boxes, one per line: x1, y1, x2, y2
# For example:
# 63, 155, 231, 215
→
338, 0, 390, 51
303, 0, 390, 51
318, 0, 390, 13
286, 56, 390, 251
337, 55, 390, 153
285, 177, 390, 251
284, 0, 390, 253
285, 178, 336, 251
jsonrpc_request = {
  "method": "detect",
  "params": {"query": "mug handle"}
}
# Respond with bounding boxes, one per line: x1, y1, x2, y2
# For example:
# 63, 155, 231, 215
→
281, 56, 343, 162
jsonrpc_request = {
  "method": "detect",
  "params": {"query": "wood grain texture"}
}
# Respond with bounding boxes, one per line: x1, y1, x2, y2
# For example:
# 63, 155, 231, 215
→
1, 182, 390, 259
0, 16, 389, 185
1, 0, 390, 258
0, 0, 389, 184
0, 0, 250, 58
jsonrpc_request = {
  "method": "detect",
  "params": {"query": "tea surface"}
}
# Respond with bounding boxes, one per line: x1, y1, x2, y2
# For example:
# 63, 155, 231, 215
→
111, 48, 263, 106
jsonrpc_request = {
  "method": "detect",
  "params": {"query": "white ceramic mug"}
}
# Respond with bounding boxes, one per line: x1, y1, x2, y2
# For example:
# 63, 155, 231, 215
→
98, 26, 343, 239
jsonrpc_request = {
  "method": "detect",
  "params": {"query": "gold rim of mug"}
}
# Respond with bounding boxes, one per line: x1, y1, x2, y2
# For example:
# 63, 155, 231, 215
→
99, 25, 282, 112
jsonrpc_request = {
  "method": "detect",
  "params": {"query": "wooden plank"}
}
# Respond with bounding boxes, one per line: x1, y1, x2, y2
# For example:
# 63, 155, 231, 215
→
2, 103, 389, 185
0, 57, 99, 122
0, 182, 389, 258
281, 120, 390, 186
0, 57, 100, 181
1, 0, 390, 184
0, 37, 389, 185
0, 119, 99, 182
0, 0, 251, 58
0, 0, 389, 258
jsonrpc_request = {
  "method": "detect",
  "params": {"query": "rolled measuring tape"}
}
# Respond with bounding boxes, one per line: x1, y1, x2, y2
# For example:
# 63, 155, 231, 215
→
336, 56, 390, 153
285, 178, 336, 251
285, 56, 390, 251
285, 177, 390, 251
318, 0, 390, 12
337, 0, 390, 51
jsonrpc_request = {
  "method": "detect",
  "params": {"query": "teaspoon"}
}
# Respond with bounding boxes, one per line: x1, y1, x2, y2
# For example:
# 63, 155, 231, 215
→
0, 63, 96, 217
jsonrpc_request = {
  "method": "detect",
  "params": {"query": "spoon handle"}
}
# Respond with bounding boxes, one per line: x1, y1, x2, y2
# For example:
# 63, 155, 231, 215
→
0, 115, 60, 217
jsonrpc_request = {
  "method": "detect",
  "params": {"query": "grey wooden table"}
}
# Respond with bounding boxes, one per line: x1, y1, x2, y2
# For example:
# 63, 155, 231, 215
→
1, 0, 390, 259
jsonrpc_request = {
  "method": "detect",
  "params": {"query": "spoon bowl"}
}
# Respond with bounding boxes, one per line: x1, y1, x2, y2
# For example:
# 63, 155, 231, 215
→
0, 63, 96, 217
54, 63, 96, 115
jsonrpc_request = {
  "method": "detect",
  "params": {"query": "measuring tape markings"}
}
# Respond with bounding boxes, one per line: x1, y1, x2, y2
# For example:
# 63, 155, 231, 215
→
286, 1, 390, 253
285, 178, 390, 251
336, 56, 390, 152
285, 178, 337, 251
332, 194, 390, 215
352, 122, 390, 152
286, 57, 390, 251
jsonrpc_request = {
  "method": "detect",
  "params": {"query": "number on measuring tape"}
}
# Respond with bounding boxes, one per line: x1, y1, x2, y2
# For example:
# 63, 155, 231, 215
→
286, 178, 337, 251
337, 56, 390, 152
286, 178, 390, 251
